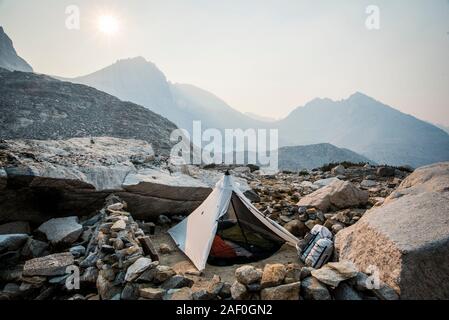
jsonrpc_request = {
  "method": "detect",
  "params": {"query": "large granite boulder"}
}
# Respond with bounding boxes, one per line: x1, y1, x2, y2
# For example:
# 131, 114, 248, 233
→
0, 138, 251, 223
335, 162, 449, 299
298, 180, 368, 212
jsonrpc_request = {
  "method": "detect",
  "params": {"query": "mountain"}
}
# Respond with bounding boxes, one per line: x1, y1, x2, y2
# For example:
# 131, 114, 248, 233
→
278, 143, 374, 171
277, 93, 449, 167
171, 83, 259, 130
245, 112, 277, 122
0, 68, 177, 155
434, 123, 449, 135
68, 57, 261, 134
64, 57, 449, 168
0, 26, 33, 72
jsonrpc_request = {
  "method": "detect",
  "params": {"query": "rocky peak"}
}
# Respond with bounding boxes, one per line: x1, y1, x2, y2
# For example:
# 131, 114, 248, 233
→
0, 26, 33, 72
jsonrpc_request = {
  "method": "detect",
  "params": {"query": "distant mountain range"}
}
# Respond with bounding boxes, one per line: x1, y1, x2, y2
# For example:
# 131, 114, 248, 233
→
65, 57, 449, 167
0, 68, 177, 155
279, 143, 374, 171
2, 26, 449, 168
0, 27, 33, 73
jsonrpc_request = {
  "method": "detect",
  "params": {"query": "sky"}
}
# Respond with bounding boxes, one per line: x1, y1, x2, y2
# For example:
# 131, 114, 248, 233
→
1, 0, 449, 125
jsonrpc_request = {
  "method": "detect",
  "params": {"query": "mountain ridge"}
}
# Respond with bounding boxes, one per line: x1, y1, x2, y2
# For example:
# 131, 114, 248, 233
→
0, 26, 33, 73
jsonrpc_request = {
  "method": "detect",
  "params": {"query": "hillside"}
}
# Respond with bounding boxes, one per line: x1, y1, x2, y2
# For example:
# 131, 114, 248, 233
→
0, 68, 177, 155
278, 143, 374, 171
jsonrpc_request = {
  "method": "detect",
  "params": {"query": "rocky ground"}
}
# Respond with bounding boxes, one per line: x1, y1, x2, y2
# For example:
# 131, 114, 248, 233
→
1, 160, 418, 300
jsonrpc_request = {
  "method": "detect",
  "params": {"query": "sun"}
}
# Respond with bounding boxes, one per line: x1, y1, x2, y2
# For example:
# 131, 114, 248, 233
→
97, 15, 119, 35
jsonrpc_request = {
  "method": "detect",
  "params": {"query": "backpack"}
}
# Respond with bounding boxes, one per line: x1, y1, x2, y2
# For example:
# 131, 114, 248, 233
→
298, 225, 334, 268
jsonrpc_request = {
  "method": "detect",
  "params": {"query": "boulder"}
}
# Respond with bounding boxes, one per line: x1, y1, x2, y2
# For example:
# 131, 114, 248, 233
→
360, 180, 377, 188
298, 180, 368, 212
231, 281, 249, 300
331, 165, 346, 176
21, 238, 49, 258
0, 234, 29, 253
139, 287, 166, 300
333, 283, 362, 300
377, 167, 395, 177
261, 264, 287, 288
311, 261, 358, 288
260, 282, 301, 300
301, 277, 331, 300
37, 216, 83, 246
335, 162, 449, 299
283, 220, 309, 238
125, 257, 153, 282
23, 252, 74, 276
314, 177, 340, 188
161, 275, 194, 290
235, 265, 262, 285
165, 287, 193, 300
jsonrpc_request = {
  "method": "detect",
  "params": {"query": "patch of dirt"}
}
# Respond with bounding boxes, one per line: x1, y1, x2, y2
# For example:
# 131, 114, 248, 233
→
150, 226, 301, 284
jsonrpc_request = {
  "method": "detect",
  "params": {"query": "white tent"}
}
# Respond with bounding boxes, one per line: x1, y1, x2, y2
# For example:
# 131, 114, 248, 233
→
168, 171, 299, 271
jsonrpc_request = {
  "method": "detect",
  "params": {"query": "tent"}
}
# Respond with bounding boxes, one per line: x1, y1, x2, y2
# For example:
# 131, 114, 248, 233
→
168, 171, 299, 271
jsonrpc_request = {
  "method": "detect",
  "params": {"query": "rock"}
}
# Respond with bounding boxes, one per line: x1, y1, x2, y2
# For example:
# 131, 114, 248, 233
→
23, 252, 74, 276
284, 264, 301, 283
231, 281, 249, 300
305, 220, 320, 230
283, 220, 308, 238
261, 282, 300, 300
0, 266, 23, 282
301, 277, 331, 300
70, 245, 86, 258
111, 220, 126, 232
261, 264, 287, 288
97, 270, 121, 300
314, 177, 340, 188
331, 224, 344, 234
377, 167, 395, 177
80, 252, 99, 268
21, 238, 49, 258
360, 180, 377, 188
235, 265, 262, 285
334, 283, 362, 300
335, 162, 449, 299
0, 234, 29, 253
158, 215, 171, 225
152, 265, 176, 284
161, 275, 194, 290
80, 267, 98, 284
331, 165, 346, 176
298, 180, 368, 212
139, 287, 166, 300
300, 267, 314, 280
165, 287, 193, 300
219, 282, 232, 299
190, 275, 223, 300
37, 217, 83, 246
373, 283, 399, 300
2, 283, 21, 299
159, 243, 172, 254
107, 202, 124, 212
137, 236, 159, 261
125, 257, 153, 282
0, 221, 30, 235
311, 261, 358, 288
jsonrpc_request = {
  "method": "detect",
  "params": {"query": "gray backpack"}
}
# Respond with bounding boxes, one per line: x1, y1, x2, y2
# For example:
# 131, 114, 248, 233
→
298, 225, 334, 268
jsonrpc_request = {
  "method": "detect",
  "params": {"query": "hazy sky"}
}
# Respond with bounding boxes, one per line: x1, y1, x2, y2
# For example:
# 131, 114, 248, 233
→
1, 0, 448, 125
